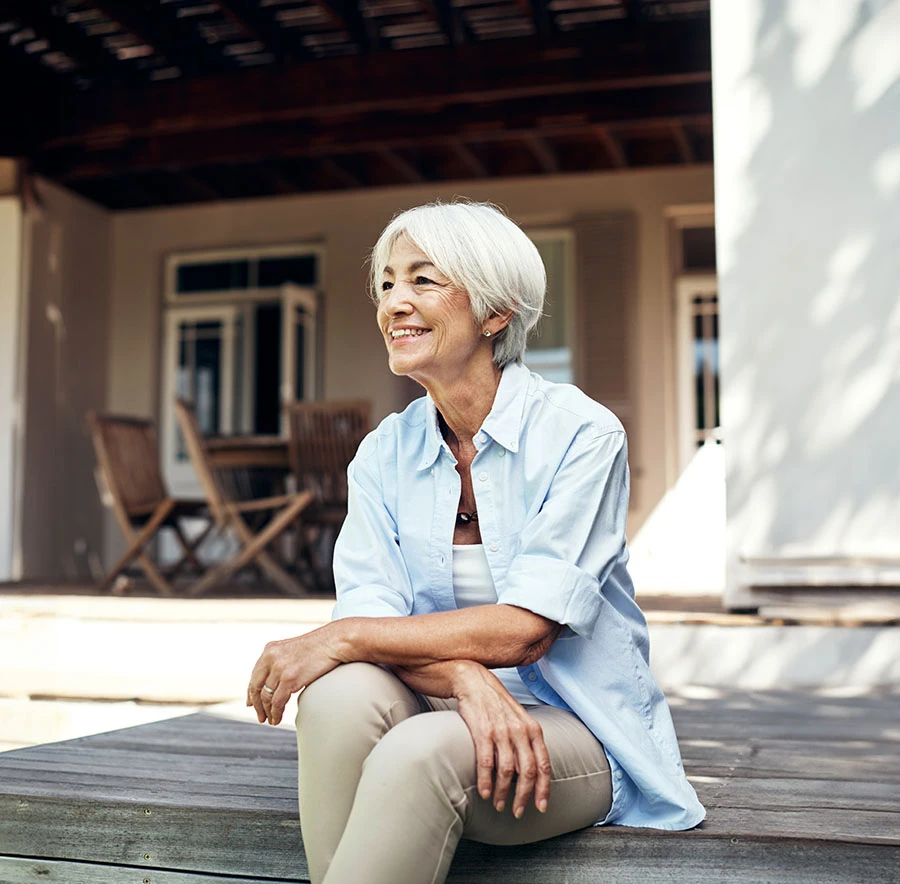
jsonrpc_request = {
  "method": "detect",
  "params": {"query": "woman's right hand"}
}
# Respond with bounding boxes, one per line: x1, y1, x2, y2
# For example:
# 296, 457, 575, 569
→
451, 660, 551, 819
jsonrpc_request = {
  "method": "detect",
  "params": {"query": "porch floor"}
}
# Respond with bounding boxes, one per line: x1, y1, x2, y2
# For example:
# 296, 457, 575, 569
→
0, 688, 897, 883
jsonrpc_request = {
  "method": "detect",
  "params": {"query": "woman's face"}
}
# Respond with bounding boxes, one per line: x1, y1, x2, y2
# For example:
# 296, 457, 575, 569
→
377, 235, 488, 387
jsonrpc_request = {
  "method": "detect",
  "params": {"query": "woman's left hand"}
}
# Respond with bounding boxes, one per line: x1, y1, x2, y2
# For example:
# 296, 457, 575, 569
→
247, 622, 347, 725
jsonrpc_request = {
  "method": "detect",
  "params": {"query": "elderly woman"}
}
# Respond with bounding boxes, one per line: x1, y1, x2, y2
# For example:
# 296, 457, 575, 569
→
248, 201, 704, 884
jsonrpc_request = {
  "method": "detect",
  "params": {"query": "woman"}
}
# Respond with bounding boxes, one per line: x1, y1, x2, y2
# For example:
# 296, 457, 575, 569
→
248, 201, 704, 884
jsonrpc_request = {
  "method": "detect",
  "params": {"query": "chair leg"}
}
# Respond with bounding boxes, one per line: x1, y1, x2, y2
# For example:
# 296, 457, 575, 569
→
187, 494, 312, 597
168, 519, 213, 575
101, 500, 177, 596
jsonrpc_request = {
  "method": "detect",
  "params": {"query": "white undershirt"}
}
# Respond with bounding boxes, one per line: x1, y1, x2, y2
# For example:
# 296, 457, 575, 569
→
452, 544, 547, 707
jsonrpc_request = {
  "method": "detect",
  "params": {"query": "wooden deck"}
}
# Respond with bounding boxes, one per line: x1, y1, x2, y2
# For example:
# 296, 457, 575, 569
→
1, 689, 898, 883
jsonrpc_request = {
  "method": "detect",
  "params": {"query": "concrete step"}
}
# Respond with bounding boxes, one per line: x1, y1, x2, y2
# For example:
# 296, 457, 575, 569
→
3, 594, 897, 700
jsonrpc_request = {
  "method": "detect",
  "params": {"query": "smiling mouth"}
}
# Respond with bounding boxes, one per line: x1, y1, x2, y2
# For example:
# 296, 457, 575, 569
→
389, 328, 431, 343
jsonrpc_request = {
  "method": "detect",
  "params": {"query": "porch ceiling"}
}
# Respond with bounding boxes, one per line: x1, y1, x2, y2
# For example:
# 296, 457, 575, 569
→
0, 0, 711, 209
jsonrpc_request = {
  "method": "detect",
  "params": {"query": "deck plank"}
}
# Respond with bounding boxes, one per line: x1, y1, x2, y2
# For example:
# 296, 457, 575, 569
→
0, 691, 898, 882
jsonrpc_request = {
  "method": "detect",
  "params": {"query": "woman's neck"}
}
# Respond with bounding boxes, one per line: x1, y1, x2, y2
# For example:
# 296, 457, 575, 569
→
427, 364, 502, 450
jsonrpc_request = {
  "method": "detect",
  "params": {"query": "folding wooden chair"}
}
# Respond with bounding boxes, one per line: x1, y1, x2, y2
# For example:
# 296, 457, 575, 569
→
88, 412, 213, 596
285, 399, 371, 589
174, 399, 314, 597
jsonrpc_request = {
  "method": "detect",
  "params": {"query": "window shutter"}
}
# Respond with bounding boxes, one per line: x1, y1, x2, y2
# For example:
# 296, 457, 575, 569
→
573, 213, 638, 508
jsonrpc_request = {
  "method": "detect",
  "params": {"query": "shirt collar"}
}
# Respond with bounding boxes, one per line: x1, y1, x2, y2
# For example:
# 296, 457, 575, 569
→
418, 361, 531, 470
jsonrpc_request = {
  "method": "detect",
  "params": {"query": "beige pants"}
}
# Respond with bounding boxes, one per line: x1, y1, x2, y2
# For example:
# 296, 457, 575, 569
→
296, 662, 612, 884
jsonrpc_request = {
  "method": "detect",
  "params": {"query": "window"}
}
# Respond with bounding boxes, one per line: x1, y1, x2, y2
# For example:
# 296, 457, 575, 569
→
668, 210, 720, 472
161, 245, 321, 493
526, 230, 575, 384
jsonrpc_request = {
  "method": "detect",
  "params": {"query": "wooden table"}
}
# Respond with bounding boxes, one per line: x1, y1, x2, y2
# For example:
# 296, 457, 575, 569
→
205, 435, 290, 471
1, 689, 898, 882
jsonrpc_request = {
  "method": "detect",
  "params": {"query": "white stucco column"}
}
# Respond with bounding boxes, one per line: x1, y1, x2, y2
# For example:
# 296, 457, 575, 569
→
0, 164, 24, 580
712, 0, 900, 607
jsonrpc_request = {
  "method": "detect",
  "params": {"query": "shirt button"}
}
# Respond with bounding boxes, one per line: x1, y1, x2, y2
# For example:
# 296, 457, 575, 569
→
498, 449, 505, 457
615, 770, 624, 781
489, 541, 499, 552
527, 672, 537, 682
478, 433, 486, 443
479, 472, 488, 481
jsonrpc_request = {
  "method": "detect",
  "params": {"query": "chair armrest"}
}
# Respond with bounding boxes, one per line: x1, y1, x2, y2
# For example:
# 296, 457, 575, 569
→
225, 494, 304, 514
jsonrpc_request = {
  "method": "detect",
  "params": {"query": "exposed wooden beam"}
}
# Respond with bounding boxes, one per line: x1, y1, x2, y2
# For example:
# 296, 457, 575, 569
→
513, 0, 554, 37
376, 148, 425, 184
46, 90, 710, 181
594, 126, 627, 168
89, 0, 224, 74
307, 0, 371, 51
255, 161, 298, 195
215, 0, 284, 58
671, 122, 696, 163
452, 142, 489, 178
524, 133, 560, 173
46, 93, 710, 182
43, 20, 710, 146
319, 157, 360, 188
420, 0, 468, 45
3, 0, 114, 76
176, 169, 222, 201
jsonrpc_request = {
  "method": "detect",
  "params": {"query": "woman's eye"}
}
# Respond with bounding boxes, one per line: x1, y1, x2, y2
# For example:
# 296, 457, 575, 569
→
414, 276, 433, 286
381, 281, 393, 292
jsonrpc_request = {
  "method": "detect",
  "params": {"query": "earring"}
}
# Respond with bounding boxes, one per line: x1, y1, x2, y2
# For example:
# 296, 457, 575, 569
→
483, 329, 492, 337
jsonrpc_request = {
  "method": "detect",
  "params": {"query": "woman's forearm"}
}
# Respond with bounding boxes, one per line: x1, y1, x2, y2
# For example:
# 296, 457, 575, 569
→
390, 659, 479, 699
334, 604, 559, 670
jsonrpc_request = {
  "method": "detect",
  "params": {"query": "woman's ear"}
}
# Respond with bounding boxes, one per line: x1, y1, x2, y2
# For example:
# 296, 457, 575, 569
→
489, 309, 515, 335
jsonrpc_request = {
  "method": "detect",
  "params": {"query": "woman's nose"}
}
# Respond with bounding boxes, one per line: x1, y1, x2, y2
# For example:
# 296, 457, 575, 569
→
381, 282, 414, 315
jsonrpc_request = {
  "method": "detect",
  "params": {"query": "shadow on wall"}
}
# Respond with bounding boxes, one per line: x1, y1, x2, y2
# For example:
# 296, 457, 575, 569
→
719, 0, 900, 586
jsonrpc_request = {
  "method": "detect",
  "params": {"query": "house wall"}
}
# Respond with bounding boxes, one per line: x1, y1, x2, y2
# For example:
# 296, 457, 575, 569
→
712, 0, 900, 604
0, 193, 22, 579
17, 178, 110, 579
107, 167, 713, 567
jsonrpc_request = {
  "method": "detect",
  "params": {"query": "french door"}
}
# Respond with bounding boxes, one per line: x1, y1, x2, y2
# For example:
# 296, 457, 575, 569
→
675, 273, 720, 473
161, 284, 318, 494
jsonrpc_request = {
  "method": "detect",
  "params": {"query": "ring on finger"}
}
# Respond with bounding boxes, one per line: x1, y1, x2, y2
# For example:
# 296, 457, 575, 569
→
262, 684, 275, 695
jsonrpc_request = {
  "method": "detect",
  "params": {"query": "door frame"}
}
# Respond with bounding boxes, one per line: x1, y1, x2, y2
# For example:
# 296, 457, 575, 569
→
161, 304, 238, 494
675, 272, 719, 474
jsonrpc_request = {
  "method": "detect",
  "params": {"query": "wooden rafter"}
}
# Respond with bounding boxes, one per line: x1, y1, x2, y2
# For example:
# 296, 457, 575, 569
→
320, 157, 361, 188
515, 0, 554, 37
46, 92, 710, 181
524, 134, 560, 173
453, 142, 489, 178
255, 161, 298, 196
2, 0, 114, 76
307, 0, 371, 50
594, 126, 627, 168
376, 148, 425, 184
177, 169, 221, 201
671, 121, 696, 163
420, 0, 468, 45
214, 0, 284, 58
43, 22, 710, 145
89, 0, 223, 74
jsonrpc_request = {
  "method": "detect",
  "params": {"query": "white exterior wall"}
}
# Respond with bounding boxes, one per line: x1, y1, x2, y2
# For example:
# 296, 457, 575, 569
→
0, 195, 23, 579
712, 0, 900, 604
107, 168, 713, 568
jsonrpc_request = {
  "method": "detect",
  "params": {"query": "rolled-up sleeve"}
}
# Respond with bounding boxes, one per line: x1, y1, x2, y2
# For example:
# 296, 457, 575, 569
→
331, 436, 414, 621
496, 429, 629, 637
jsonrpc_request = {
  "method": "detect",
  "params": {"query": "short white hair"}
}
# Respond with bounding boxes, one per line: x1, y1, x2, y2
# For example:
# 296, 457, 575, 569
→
369, 200, 545, 368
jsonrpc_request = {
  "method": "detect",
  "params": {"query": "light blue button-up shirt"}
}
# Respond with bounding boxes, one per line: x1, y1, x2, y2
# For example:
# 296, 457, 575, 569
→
332, 361, 705, 830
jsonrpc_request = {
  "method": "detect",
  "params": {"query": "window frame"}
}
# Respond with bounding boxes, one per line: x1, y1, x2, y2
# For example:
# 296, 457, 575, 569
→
524, 227, 576, 383
163, 242, 325, 305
